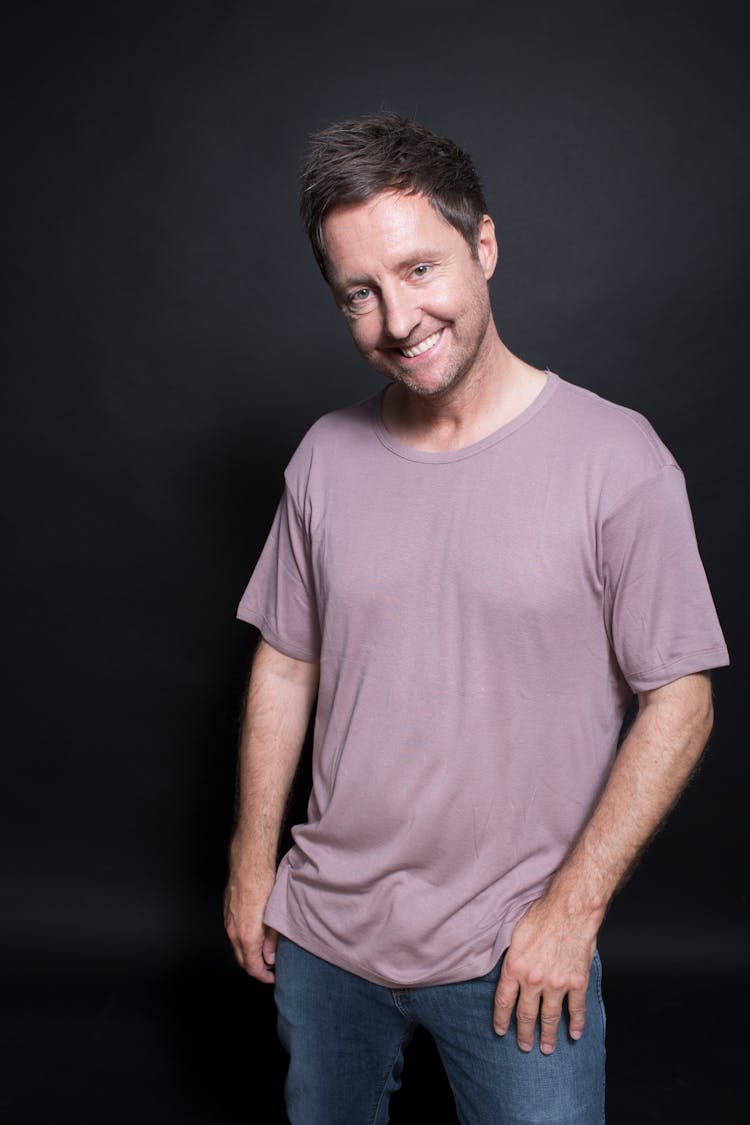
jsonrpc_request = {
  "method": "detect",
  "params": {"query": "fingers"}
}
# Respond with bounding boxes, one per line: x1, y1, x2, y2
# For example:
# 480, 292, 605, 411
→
246, 949, 276, 984
538, 994, 564, 1055
494, 957, 544, 1051
567, 987, 587, 1042
514, 993, 542, 1052
493, 963, 520, 1038
262, 926, 279, 970
224, 909, 276, 983
538, 986, 588, 1053
493, 966, 589, 1054
230, 926, 276, 983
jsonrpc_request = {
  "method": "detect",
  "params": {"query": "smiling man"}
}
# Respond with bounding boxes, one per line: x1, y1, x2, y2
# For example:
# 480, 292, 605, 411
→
225, 114, 729, 1124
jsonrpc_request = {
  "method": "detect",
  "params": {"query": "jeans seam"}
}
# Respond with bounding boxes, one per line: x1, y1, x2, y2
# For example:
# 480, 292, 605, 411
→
593, 951, 606, 1124
369, 1022, 415, 1125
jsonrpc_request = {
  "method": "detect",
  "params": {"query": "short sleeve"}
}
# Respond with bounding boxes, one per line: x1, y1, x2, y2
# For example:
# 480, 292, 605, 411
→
602, 465, 729, 693
236, 486, 321, 662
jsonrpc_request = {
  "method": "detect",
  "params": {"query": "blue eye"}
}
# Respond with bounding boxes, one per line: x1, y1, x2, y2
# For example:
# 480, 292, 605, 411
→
412, 264, 430, 278
351, 288, 371, 303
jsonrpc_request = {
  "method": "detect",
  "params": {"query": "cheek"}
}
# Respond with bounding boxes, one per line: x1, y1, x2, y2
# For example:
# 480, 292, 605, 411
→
421, 284, 455, 317
424, 279, 480, 326
348, 319, 382, 355
452, 282, 490, 333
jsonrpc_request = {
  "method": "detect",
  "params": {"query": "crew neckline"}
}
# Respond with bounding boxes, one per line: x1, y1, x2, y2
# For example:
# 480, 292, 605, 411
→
371, 369, 560, 463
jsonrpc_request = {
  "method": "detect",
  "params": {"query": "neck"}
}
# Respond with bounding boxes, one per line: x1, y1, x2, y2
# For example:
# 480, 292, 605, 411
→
383, 323, 547, 453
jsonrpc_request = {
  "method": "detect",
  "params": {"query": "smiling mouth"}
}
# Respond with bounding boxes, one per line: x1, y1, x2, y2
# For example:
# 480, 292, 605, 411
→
398, 329, 442, 358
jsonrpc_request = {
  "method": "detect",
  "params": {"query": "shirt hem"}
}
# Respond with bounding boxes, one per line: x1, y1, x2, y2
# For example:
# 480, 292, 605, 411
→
265, 908, 516, 989
625, 645, 730, 693
235, 608, 320, 664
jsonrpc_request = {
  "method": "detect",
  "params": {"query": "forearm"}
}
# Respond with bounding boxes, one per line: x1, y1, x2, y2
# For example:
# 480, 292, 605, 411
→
545, 670, 714, 930
230, 637, 320, 875
494, 671, 715, 1051
225, 638, 319, 979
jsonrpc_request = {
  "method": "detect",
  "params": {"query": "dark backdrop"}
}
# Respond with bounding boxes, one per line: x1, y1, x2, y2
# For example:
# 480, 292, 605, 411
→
3, 1, 747, 1121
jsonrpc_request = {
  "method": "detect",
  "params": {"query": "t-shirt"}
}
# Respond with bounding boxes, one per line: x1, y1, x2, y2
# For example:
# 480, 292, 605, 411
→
236, 370, 729, 988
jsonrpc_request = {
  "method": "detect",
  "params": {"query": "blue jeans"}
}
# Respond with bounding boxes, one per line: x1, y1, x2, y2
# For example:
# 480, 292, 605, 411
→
275, 937, 606, 1124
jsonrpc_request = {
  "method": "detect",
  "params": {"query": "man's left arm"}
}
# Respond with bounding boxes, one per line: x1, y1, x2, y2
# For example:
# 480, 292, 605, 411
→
493, 670, 714, 1054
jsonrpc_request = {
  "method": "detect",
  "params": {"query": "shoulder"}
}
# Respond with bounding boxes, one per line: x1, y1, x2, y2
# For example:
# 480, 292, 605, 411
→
553, 375, 676, 466
298, 393, 380, 449
548, 374, 680, 507
283, 392, 381, 492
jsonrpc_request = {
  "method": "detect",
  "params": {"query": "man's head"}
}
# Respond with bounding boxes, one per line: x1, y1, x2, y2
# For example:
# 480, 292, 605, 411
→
300, 113, 488, 282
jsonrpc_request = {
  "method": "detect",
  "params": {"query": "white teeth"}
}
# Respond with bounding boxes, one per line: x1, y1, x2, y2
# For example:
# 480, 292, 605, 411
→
399, 330, 441, 358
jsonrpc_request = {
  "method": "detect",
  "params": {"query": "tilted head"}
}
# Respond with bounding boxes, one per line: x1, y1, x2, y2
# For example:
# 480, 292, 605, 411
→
300, 113, 488, 282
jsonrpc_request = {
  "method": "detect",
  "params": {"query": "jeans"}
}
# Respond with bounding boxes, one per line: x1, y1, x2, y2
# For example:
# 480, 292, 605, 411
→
274, 937, 606, 1125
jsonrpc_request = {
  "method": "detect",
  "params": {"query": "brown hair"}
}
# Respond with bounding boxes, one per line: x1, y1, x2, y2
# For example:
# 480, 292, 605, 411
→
300, 112, 488, 280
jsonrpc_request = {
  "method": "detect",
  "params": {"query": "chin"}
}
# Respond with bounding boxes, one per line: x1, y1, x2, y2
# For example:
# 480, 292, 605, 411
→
398, 380, 449, 399
394, 367, 465, 399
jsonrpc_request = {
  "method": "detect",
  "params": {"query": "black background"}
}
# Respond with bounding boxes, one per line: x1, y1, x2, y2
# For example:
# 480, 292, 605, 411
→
3, 1, 748, 1121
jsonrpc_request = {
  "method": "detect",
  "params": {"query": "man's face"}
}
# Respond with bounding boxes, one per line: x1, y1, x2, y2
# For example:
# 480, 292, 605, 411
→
322, 191, 498, 400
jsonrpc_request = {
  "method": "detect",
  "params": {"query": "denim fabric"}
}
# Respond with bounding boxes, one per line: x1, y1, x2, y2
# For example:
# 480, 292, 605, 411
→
275, 937, 606, 1124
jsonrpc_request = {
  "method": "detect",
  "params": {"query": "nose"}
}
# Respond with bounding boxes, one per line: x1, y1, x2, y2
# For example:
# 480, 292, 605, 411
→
381, 285, 420, 343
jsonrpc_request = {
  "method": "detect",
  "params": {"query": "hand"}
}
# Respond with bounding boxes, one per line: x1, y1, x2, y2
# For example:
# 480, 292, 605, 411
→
492, 894, 598, 1055
224, 863, 278, 984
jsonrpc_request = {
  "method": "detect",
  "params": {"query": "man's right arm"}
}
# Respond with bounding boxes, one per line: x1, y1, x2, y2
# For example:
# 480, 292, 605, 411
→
224, 637, 320, 983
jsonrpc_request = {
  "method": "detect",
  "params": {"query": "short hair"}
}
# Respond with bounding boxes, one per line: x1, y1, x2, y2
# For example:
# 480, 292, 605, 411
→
300, 112, 488, 280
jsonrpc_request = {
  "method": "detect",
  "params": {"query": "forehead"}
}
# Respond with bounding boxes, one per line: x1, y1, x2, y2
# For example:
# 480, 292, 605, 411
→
322, 191, 463, 283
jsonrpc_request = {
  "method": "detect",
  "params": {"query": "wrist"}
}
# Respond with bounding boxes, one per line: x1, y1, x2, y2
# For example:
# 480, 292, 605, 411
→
228, 832, 277, 878
543, 868, 609, 935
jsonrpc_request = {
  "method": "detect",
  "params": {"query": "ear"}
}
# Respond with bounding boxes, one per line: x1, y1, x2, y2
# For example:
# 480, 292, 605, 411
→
476, 214, 498, 281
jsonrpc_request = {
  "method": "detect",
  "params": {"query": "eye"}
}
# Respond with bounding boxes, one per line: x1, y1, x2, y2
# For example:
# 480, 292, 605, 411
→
349, 287, 372, 304
411, 264, 431, 279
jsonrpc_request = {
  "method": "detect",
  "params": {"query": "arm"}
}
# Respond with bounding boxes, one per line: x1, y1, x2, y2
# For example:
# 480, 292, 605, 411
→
493, 670, 714, 1053
224, 637, 320, 983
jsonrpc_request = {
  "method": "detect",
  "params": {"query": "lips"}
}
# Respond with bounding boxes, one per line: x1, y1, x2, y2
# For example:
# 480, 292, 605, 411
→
398, 329, 442, 358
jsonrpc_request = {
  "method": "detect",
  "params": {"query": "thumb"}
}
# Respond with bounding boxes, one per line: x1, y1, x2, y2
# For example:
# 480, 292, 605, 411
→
262, 927, 279, 967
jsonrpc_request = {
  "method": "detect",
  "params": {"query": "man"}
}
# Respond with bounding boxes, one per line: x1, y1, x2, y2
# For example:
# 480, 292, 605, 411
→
224, 114, 729, 1123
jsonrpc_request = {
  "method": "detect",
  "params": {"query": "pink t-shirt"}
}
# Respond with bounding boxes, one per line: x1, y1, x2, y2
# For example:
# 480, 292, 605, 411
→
237, 371, 729, 987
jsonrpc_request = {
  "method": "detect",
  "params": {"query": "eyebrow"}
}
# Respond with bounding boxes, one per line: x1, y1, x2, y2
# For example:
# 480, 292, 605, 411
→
336, 274, 375, 294
335, 251, 440, 293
